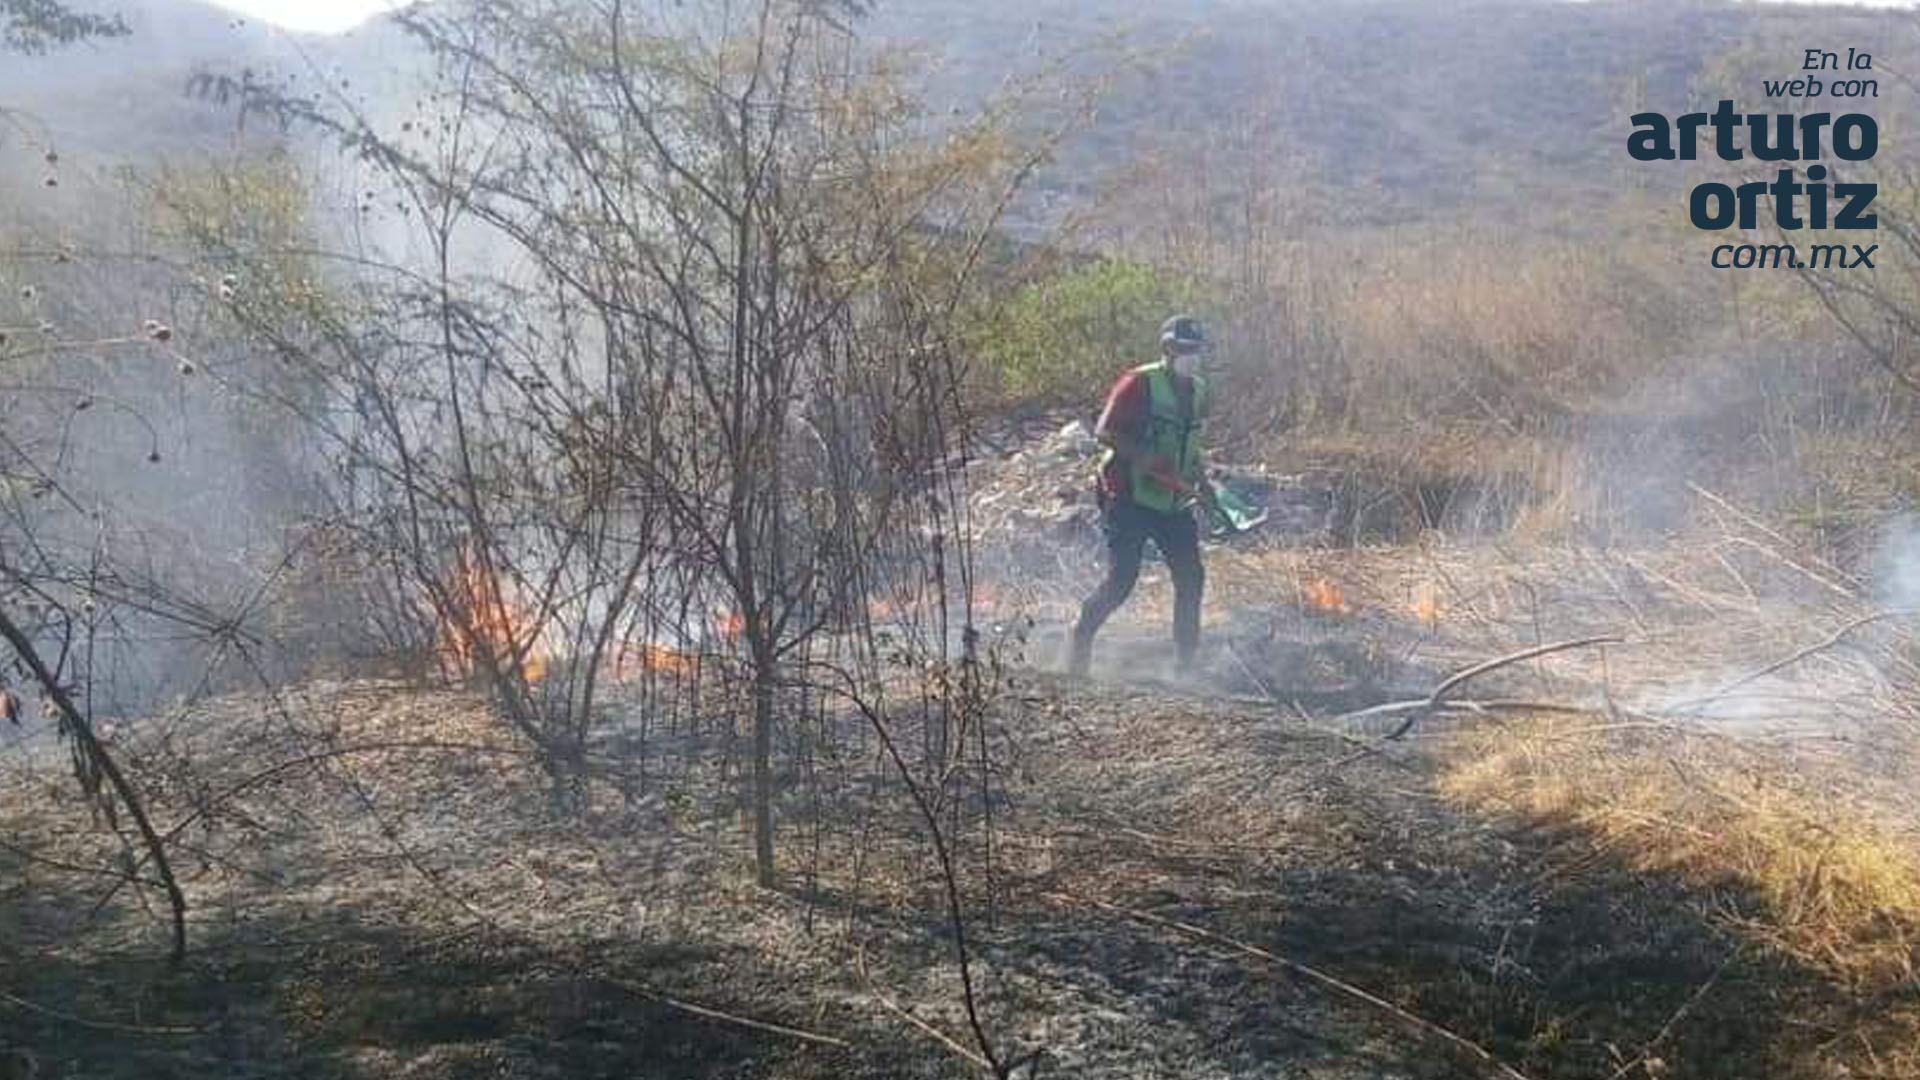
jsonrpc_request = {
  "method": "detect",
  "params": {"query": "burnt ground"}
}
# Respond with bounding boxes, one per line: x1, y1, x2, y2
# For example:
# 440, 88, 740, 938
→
4, 416, 1916, 1080
3, 603, 1908, 1080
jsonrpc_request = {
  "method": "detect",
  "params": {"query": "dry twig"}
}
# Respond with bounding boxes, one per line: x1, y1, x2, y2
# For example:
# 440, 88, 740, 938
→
853, 946, 993, 1071
0, 991, 199, 1036
1667, 609, 1918, 715
600, 975, 851, 1050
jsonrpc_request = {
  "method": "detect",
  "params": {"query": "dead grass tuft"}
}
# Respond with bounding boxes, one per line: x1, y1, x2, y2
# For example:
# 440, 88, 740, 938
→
1440, 717, 1920, 990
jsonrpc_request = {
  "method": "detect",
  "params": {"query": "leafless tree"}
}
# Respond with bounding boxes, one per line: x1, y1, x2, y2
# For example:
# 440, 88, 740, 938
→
163, 0, 1071, 1064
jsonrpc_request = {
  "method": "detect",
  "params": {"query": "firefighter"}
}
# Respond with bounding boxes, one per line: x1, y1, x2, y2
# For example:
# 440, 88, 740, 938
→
1068, 314, 1220, 678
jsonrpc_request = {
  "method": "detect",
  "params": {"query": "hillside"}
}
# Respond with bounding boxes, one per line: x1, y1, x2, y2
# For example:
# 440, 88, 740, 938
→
1, 0, 1911, 230
851, 0, 1906, 233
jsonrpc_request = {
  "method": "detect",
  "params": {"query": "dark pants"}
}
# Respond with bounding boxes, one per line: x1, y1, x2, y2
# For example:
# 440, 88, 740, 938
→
1070, 496, 1205, 673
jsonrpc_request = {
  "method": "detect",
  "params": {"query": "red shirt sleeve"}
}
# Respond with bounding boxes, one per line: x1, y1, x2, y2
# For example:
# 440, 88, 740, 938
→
1097, 370, 1149, 444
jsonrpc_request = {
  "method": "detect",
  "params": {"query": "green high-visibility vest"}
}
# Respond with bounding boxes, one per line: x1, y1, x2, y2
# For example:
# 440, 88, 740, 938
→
1102, 360, 1210, 512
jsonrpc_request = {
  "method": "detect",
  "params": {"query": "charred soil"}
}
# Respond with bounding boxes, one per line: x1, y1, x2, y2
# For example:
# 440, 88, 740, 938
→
5, 629, 1916, 1080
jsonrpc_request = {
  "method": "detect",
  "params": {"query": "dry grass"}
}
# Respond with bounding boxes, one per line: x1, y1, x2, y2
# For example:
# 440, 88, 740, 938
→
1439, 713, 1920, 1067
1327, 236, 1686, 419
1056, 500, 1920, 1075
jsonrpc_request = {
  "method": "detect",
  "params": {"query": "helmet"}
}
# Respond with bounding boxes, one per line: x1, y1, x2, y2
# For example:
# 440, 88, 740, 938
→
1160, 314, 1210, 355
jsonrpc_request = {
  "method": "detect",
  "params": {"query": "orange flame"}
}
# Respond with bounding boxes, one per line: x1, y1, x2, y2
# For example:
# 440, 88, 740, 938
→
639, 643, 695, 678
439, 555, 549, 683
1410, 582, 1442, 628
1302, 577, 1353, 616
521, 647, 549, 683
602, 641, 698, 683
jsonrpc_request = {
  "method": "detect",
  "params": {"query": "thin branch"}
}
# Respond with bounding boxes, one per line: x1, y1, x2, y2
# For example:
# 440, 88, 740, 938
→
0, 604, 188, 964
0, 992, 199, 1037
1359, 636, 1625, 740
1668, 609, 1919, 715
599, 975, 851, 1049
1056, 894, 1536, 1080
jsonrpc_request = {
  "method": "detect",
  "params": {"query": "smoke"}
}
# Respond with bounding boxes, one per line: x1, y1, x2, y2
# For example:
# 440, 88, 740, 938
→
1647, 514, 1920, 731
1875, 512, 1920, 612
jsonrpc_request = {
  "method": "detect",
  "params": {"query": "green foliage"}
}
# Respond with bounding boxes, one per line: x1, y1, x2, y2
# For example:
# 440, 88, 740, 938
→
1, 0, 127, 55
970, 259, 1217, 404
149, 154, 345, 432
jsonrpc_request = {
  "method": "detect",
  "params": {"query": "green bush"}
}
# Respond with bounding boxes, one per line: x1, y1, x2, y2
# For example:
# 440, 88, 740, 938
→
971, 259, 1217, 404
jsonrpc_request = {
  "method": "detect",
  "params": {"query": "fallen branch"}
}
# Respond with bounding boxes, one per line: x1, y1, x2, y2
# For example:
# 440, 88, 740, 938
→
1667, 609, 1918, 715
1385, 636, 1624, 740
1051, 893, 1535, 1080
1687, 483, 1860, 599
600, 975, 851, 1050
1256, 641, 1632, 800
1464, 698, 1626, 715
0, 834, 166, 886
0, 991, 199, 1036
1332, 697, 1615, 723
853, 946, 994, 1071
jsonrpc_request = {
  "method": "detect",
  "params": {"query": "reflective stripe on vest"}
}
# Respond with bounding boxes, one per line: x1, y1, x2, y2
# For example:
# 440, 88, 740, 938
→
1105, 361, 1208, 512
